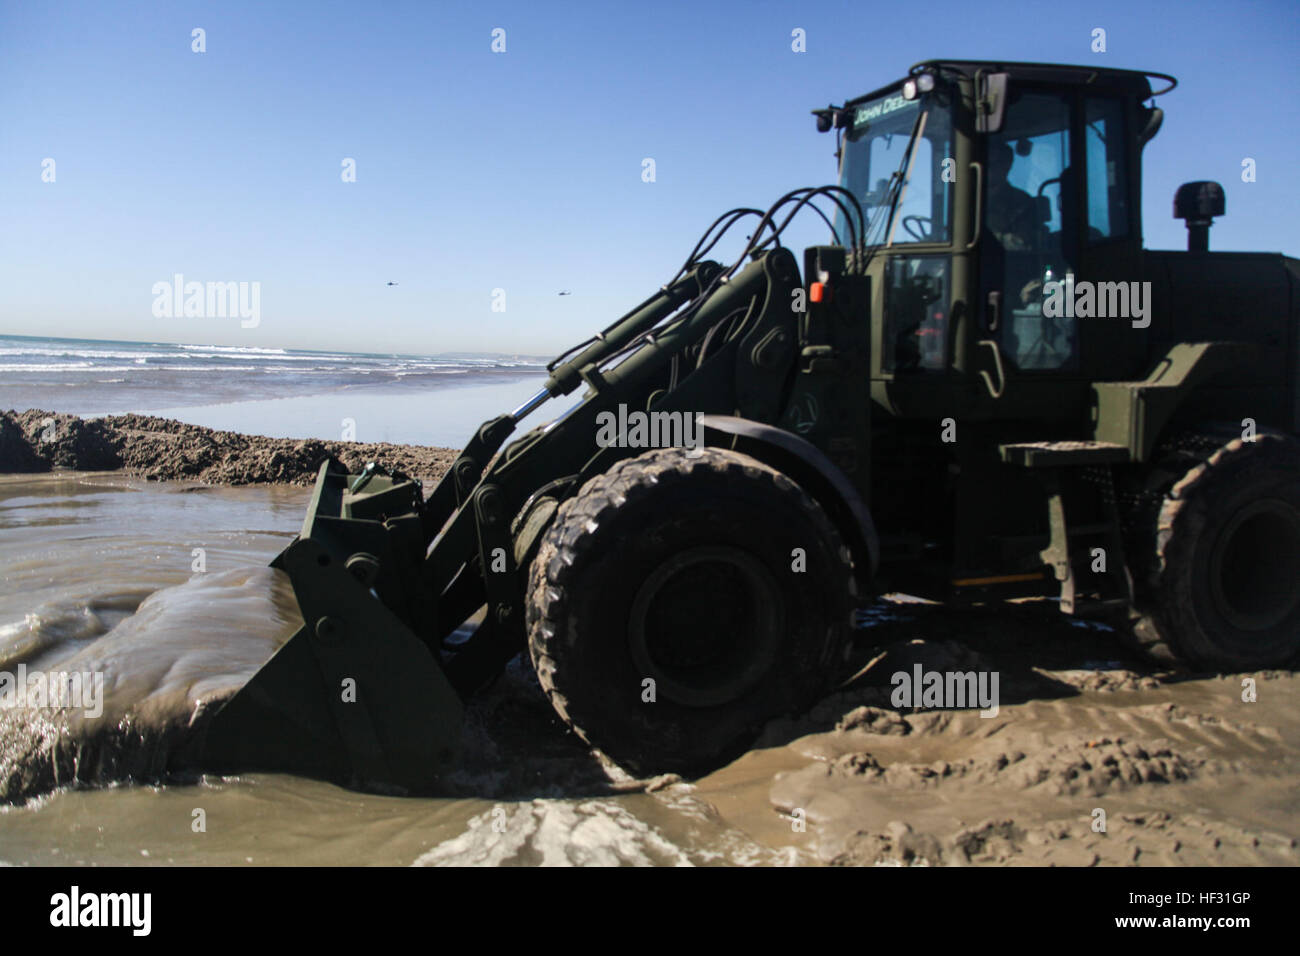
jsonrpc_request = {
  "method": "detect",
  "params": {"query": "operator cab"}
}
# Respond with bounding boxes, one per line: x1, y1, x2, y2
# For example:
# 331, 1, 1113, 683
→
821, 60, 1172, 417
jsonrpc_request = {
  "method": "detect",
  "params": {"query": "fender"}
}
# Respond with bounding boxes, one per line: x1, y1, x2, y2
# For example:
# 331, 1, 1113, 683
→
1093, 341, 1263, 461
699, 414, 879, 594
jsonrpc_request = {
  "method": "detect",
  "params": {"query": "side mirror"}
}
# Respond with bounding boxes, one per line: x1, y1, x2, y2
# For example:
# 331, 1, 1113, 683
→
812, 106, 850, 134
976, 72, 1009, 133
1137, 106, 1164, 148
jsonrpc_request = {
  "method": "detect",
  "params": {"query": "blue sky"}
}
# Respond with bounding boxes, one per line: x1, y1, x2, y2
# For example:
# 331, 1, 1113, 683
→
1, 0, 1295, 355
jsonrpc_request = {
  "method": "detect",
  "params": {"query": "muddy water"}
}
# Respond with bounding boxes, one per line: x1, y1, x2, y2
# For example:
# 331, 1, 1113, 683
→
0, 473, 1296, 866
0, 473, 804, 865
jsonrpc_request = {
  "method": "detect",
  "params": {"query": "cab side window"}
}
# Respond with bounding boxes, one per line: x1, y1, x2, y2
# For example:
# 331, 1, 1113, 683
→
1084, 98, 1130, 240
985, 92, 1072, 254
884, 255, 950, 372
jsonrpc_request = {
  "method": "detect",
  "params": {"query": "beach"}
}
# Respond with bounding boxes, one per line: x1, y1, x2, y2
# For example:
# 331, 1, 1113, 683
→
0, 336, 1296, 866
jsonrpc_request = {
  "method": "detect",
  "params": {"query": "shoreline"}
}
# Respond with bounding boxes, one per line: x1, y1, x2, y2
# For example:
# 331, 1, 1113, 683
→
0, 407, 457, 487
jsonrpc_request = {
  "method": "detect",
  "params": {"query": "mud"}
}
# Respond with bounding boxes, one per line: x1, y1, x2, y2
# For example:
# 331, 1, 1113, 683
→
0, 568, 302, 803
1, 576, 1296, 865
0, 463, 1295, 865
749, 602, 1300, 866
0, 408, 456, 486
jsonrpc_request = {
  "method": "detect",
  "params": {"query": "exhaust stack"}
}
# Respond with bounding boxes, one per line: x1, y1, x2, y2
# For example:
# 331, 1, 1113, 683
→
1174, 180, 1225, 252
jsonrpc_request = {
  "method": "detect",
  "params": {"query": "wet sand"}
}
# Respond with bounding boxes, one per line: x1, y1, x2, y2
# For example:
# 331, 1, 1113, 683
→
0, 472, 1295, 866
751, 609, 1300, 866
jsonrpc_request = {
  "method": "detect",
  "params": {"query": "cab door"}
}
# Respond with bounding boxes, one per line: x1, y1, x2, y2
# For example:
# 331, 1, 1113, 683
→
978, 87, 1079, 380
1074, 94, 1147, 382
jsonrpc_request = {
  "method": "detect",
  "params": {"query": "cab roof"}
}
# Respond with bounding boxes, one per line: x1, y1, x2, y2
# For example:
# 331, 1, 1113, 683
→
846, 59, 1176, 107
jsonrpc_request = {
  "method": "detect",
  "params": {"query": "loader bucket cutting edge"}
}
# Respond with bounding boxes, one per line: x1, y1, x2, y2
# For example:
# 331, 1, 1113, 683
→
198, 460, 464, 794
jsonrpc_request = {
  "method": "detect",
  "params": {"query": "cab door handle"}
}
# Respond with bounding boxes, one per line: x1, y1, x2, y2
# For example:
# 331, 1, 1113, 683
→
986, 290, 1002, 332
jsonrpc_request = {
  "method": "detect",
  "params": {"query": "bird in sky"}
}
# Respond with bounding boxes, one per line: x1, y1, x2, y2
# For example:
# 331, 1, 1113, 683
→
387, 281, 399, 286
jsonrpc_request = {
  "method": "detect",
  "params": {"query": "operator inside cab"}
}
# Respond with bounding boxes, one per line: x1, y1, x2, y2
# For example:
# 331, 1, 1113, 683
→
986, 142, 1040, 253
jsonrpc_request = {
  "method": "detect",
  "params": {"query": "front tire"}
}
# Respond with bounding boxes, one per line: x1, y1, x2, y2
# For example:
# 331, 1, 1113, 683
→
526, 447, 856, 776
1127, 432, 1300, 670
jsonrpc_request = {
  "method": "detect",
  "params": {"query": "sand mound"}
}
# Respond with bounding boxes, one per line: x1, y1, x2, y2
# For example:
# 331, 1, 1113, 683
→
0, 408, 456, 486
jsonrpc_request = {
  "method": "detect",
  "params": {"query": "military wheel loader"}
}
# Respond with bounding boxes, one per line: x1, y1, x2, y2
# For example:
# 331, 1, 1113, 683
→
199, 60, 1300, 792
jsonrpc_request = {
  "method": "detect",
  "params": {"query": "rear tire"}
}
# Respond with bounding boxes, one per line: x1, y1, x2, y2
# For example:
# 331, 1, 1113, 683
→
526, 447, 856, 776
1126, 431, 1300, 671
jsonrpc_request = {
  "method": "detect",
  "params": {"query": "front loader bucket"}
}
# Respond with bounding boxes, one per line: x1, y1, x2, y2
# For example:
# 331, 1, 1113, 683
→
199, 460, 463, 793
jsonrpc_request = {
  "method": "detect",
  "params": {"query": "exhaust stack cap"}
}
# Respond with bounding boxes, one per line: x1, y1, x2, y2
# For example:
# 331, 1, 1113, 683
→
1174, 180, 1225, 252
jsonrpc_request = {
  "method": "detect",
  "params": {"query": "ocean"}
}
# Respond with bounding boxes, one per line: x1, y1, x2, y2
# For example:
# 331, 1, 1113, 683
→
0, 334, 551, 449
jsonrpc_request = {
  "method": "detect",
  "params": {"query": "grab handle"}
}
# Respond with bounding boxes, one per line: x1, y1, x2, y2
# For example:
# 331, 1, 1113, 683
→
977, 339, 1006, 399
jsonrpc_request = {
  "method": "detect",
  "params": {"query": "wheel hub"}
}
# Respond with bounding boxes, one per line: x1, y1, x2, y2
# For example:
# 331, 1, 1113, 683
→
627, 546, 781, 708
1209, 497, 1300, 632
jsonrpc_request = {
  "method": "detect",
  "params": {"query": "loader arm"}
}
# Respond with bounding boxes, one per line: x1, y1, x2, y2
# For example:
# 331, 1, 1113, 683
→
198, 245, 813, 792
424, 247, 804, 692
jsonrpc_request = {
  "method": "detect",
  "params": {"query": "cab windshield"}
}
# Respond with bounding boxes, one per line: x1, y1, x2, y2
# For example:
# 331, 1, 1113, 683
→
836, 88, 954, 247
